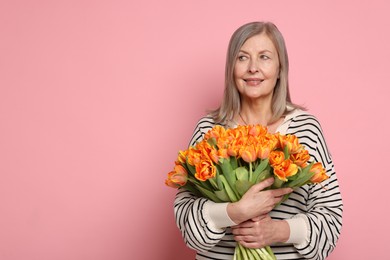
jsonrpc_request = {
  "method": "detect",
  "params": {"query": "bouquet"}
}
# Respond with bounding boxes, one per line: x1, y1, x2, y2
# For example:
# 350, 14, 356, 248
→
165, 124, 329, 260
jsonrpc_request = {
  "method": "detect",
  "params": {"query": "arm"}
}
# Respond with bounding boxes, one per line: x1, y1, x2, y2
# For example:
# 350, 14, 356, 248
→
292, 116, 343, 259
231, 115, 343, 259
174, 174, 293, 252
174, 189, 229, 252
231, 215, 290, 248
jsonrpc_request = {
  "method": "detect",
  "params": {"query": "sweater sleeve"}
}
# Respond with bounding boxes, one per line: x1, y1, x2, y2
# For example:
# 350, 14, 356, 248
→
173, 117, 229, 252
174, 189, 229, 252
292, 116, 343, 259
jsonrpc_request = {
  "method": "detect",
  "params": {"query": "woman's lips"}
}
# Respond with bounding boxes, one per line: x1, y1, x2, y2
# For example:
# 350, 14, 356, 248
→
244, 78, 263, 86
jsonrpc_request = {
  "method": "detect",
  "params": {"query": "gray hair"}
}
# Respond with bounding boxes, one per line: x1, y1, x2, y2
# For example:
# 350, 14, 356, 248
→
210, 21, 301, 124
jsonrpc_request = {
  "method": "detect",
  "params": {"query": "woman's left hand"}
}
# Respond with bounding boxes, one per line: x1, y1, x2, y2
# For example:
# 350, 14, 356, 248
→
231, 215, 290, 249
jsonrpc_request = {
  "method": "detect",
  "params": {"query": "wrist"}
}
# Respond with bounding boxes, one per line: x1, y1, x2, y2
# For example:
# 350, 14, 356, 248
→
273, 220, 290, 243
227, 201, 247, 224
285, 215, 309, 244
204, 201, 237, 229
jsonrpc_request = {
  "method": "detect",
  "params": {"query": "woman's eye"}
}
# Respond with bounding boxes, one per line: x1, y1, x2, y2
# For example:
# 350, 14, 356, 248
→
238, 56, 247, 61
260, 55, 270, 60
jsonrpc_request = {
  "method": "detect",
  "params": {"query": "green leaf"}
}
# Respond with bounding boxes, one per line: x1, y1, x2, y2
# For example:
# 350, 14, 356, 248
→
182, 182, 202, 197
235, 180, 253, 197
194, 184, 222, 202
235, 167, 249, 181
286, 162, 315, 188
185, 160, 196, 175
215, 166, 224, 190
287, 168, 300, 181
219, 158, 239, 198
252, 159, 269, 181
271, 176, 286, 189
214, 190, 230, 202
218, 175, 239, 202
256, 169, 271, 183
188, 176, 214, 191
208, 178, 219, 190
230, 156, 238, 169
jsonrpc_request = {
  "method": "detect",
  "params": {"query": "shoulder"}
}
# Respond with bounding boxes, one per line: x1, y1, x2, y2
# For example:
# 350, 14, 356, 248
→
286, 109, 324, 134
188, 115, 218, 147
285, 109, 329, 149
286, 110, 333, 157
193, 115, 217, 130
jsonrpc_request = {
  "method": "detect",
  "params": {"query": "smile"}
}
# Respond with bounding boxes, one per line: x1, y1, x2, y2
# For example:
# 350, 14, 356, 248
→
244, 78, 263, 86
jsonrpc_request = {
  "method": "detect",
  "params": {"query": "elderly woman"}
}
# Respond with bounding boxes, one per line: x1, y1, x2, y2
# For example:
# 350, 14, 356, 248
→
174, 21, 343, 259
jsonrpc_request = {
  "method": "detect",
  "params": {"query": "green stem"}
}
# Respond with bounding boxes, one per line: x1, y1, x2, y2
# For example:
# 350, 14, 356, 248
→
248, 248, 260, 260
265, 246, 276, 259
255, 247, 276, 260
239, 244, 249, 259
233, 246, 239, 260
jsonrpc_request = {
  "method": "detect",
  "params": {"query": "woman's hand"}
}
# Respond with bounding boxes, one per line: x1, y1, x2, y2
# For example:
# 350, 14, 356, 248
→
231, 215, 290, 248
227, 177, 292, 224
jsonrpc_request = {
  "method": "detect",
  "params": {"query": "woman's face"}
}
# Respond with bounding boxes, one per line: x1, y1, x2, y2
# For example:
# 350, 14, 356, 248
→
234, 33, 280, 103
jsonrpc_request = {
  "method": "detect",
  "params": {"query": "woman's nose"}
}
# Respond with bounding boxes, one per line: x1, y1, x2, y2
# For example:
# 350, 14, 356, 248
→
248, 60, 259, 73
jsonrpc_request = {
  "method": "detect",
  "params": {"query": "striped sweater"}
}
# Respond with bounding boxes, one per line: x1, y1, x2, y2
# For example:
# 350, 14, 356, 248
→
174, 110, 343, 260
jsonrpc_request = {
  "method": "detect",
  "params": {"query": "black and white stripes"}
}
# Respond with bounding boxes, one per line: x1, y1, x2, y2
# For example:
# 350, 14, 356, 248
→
174, 111, 343, 260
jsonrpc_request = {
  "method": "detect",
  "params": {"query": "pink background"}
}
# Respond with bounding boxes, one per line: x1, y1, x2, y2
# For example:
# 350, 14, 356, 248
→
1, 1, 389, 259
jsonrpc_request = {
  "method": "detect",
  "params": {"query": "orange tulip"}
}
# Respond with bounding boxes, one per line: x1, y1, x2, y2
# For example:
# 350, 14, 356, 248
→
195, 159, 216, 181
257, 144, 272, 160
290, 149, 310, 167
231, 125, 249, 140
165, 165, 188, 188
209, 148, 229, 164
216, 136, 233, 151
227, 142, 240, 157
227, 127, 244, 141
240, 145, 257, 163
204, 125, 226, 140
218, 148, 229, 159
273, 159, 298, 182
249, 125, 267, 137
187, 148, 202, 166
256, 136, 277, 159
269, 150, 285, 166
279, 134, 302, 154
209, 148, 220, 164
177, 150, 188, 164
310, 162, 329, 183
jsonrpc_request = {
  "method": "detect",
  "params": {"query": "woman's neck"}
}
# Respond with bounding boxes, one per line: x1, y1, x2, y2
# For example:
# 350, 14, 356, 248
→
239, 97, 273, 126
236, 97, 285, 133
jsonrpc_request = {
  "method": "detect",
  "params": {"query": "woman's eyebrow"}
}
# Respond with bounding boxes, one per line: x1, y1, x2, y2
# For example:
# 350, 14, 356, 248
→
238, 49, 273, 54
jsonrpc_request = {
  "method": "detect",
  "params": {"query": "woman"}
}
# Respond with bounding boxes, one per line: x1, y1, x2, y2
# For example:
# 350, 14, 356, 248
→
174, 21, 343, 259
